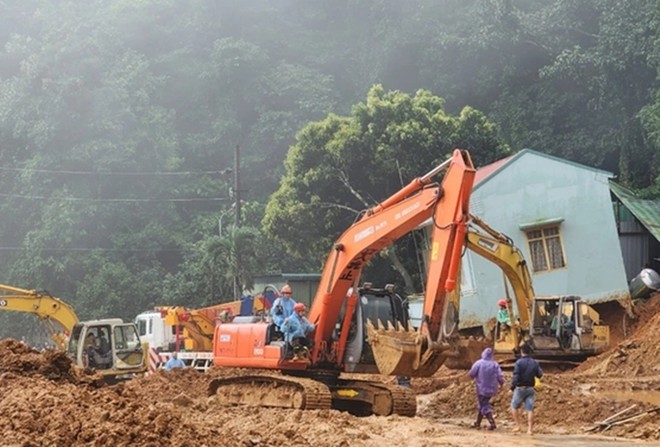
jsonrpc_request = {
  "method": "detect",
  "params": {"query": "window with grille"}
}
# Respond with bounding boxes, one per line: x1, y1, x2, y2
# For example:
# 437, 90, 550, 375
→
526, 226, 566, 272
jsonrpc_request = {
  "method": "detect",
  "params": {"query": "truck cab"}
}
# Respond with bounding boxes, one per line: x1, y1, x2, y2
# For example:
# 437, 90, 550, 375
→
135, 311, 176, 352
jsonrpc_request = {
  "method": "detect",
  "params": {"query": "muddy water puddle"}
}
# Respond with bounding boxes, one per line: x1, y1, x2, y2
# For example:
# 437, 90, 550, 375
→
511, 434, 660, 446
596, 390, 660, 406
437, 426, 660, 447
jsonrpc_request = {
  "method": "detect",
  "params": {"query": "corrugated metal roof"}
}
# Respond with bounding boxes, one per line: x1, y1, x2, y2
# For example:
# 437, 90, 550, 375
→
609, 181, 660, 242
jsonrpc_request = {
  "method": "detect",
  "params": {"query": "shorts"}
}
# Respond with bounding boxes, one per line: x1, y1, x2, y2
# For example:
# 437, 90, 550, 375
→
511, 386, 536, 412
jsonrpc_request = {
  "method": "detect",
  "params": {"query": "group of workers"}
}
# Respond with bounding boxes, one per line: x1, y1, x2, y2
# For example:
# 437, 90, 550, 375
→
155, 283, 315, 370
270, 284, 315, 359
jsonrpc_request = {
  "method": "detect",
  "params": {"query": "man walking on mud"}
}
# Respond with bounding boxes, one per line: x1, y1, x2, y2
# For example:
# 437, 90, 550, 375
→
468, 347, 505, 430
510, 343, 543, 435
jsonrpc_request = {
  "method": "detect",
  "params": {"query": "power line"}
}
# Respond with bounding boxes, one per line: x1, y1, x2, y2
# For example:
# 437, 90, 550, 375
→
0, 193, 229, 203
0, 166, 233, 176
0, 247, 192, 252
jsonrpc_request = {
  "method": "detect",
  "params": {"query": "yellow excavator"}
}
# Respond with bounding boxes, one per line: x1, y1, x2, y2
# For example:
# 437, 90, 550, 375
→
0, 283, 148, 381
465, 215, 610, 366
0, 283, 78, 349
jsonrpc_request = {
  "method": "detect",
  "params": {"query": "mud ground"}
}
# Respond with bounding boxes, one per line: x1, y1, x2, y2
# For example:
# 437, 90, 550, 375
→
0, 294, 658, 447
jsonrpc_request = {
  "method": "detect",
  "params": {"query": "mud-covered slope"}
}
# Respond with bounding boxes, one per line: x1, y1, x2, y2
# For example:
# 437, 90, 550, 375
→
0, 295, 657, 446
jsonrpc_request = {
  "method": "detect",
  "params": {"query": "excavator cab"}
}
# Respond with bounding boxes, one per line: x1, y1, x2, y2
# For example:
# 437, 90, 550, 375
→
529, 296, 609, 360
341, 284, 410, 373
67, 319, 147, 381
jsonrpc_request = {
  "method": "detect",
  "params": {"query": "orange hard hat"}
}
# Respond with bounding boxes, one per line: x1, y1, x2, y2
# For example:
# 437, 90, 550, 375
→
281, 284, 292, 294
293, 303, 306, 312
498, 299, 507, 307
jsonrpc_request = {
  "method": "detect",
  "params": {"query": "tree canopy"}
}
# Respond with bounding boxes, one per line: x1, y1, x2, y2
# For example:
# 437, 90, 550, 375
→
263, 85, 509, 289
0, 0, 659, 341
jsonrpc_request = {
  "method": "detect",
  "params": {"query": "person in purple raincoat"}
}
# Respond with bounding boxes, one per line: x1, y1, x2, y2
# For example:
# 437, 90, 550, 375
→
468, 347, 505, 430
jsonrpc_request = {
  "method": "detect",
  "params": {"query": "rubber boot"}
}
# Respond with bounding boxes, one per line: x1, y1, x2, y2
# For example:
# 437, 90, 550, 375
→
486, 413, 496, 431
472, 413, 483, 429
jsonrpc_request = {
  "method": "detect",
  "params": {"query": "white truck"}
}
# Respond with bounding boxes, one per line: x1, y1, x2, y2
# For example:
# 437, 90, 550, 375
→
134, 310, 215, 372
135, 297, 264, 372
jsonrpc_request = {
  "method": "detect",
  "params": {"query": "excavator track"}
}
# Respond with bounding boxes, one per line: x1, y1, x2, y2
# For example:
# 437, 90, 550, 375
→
332, 379, 417, 417
208, 374, 332, 410
378, 382, 417, 417
208, 373, 417, 416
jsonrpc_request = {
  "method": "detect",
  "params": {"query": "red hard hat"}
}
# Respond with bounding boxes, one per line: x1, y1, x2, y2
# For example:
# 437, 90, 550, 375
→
281, 284, 292, 294
293, 303, 306, 312
498, 299, 507, 307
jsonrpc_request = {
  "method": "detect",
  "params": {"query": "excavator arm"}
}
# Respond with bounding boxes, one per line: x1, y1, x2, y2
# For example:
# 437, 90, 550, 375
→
0, 284, 79, 349
463, 215, 535, 351
309, 149, 476, 376
466, 214, 534, 329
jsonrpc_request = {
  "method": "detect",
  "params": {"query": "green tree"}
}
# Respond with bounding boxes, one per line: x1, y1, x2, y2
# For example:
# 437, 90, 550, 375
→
263, 85, 509, 292
162, 224, 267, 305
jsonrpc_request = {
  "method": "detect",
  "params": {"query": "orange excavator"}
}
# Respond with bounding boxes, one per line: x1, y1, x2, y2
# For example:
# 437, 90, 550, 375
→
209, 149, 476, 416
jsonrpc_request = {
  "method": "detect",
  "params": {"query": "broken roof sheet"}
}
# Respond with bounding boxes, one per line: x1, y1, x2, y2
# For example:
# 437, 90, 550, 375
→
609, 181, 660, 242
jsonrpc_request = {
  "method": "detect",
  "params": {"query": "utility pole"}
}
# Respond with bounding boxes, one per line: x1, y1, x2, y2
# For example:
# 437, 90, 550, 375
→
233, 144, 241, 300
234, 144, 241, 226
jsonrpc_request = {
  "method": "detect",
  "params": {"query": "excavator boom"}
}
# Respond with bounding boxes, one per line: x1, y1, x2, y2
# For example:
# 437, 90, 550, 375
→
309, 149, 476, 376
0, 284, 79, 348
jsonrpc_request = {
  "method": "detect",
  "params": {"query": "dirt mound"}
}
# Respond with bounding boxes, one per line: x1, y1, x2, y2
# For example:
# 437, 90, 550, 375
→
575, 294, 660, 377
0, 339, 103, 386
416, 365, 659, 440
0, 293, 659, 447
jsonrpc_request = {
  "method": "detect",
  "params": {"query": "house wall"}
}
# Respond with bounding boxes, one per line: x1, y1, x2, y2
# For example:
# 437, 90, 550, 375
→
460, 151, 630, 329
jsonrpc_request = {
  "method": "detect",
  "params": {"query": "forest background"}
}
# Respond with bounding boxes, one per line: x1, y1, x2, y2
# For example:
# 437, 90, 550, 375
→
0, 0, 659, 341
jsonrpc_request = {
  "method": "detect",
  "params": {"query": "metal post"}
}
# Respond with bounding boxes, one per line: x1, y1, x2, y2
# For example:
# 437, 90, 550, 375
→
234, 144, 241, 226
233, 144, 241, 300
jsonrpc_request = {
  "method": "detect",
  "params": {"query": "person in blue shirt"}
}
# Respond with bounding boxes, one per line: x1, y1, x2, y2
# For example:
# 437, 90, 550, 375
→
164, 351, 186, 371
510, 343, 543, 435
271, 284, 297, 331
281, 302, 315, 359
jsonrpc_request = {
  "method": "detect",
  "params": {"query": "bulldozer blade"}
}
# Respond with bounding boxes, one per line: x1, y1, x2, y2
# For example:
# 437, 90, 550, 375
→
366, 320, 450, 377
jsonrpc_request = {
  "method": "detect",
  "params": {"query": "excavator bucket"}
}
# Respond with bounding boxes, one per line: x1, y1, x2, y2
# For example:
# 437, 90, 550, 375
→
444, 338, 490, 370
366, 320, 452, 377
